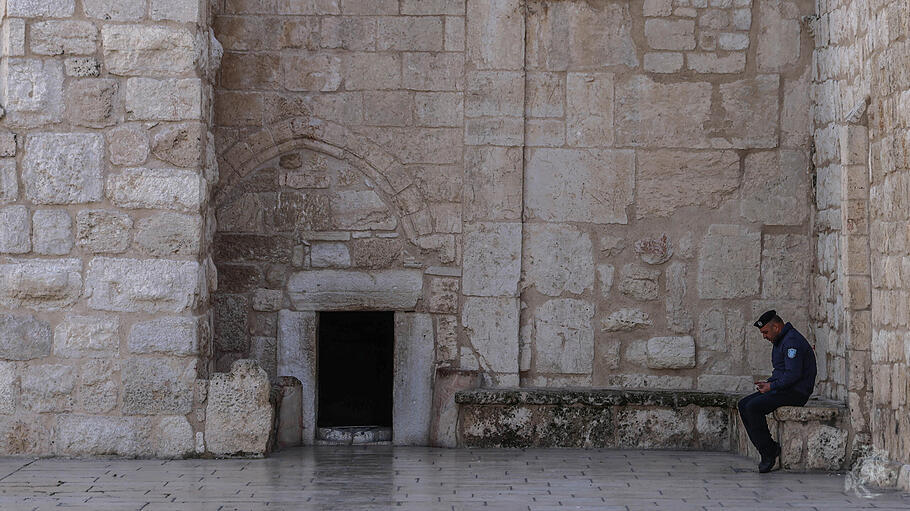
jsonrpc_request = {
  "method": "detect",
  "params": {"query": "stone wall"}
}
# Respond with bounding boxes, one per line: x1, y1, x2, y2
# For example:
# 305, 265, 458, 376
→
0, 0, 220, 456
211, 0, 818, 406
812, 0, 910, 482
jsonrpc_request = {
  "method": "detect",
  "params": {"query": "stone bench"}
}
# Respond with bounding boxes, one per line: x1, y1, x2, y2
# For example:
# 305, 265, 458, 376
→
456, 388, 850, 471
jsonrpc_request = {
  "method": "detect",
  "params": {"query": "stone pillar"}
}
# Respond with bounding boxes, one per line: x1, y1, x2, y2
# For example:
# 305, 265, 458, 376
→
839, 122, 872, 447
460, 0, 525, 387
0, 0, 219, 456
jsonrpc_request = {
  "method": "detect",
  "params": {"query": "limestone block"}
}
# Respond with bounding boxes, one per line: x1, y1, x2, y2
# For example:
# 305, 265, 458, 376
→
0, 362, 16, 414
332, 190, 396, 230
436, 314, 458, 363
807, 425, 847, 470
697, 308, 745, 353
526, 148, 634, 224
54, 315, 120, 359
393, 313, 435, 445
277, 311, 316, 443
566, 73, 614, 147
0, 259, 82, 311
125, 78, 202, 120
282, 53, 342, 92
402, 53, 465, 92
645, 19, 696, 50
287, 269, 422, 310
464, 146, 522, 222
0, 161, 16, 205
636, 150, 740, 218
85, 257, 200, 313
0, 313, 51, 360
643, 52, 684, 73
108, 125, 150, 166
79, 359, 119, 413
348, 238, 402, 269
7, 0, 74, 16
0, 206, 30, 254
2, 18, 25, 57
155, 416, 194, 458
134, 212, 202, 257
213, 294, 248, 353
3, 58, 64, 128
102, 25, 195, 76
32, 210, 72, 256
150, 0, 199, 22
310, 243, 351, 268
466, 71, 523, 117
317, 16, 373, 50
462, 297, 519, 378
687, 52, 746, 73
719, 75, 779, 148
757, 0, 800, 72
76, 210, 132, 253
697, 225, 761, 299
249, 336, 277, 381
64, 57, 101, 77
107, 168, 204, 213
23, 133, 103, 205
740, 150, 809, 225
526, 72, 564, 118
462, 222, 521, 297
597, 264, 615, 297
616, 409, 695, 448
601, 308, 652, 332
377, 16, 444, 51
83, 0, 146, 20
619, 264, 661, 301
697, 374, 753, 392
55, 415, 153, 457
761, 234, 810, 300
646, 336, 696, 369
534, 299, 595, 374
21, 364, 75, 412
122, 357, 194, 415
696, 407, 730, 450
615, 76, 713, 148
31, 21, 96, 60
151, 122, 204, 168
427, 277, 459, 314
205, 360, 273, 456
525, 0, 637, 70
634, 234, 673, 265
464, 117, 523, 146
524, 223, 594, 296
276, 378, 303, 447
467, 0, 524, 70
129, 316, 199, 356
415, 92, 463, 127
252, 290, 283, 312
782, 71, 811, 148
343, 53, 400, 90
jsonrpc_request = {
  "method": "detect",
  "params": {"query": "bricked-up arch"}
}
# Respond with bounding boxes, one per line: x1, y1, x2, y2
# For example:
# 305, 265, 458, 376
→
216, 117, 431, 244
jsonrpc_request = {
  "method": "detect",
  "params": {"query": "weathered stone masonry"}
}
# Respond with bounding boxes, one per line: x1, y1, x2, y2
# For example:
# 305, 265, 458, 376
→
0, 0, 905, 482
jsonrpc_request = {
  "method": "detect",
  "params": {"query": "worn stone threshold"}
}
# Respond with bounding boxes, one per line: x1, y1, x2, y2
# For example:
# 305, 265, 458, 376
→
316, 426, 392, 445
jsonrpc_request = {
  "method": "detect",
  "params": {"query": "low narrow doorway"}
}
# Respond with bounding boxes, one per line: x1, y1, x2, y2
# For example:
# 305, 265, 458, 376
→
317, 311, 394, 443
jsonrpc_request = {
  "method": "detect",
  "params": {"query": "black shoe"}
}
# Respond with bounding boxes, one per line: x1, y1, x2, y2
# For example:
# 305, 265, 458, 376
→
758, 443, 781, 473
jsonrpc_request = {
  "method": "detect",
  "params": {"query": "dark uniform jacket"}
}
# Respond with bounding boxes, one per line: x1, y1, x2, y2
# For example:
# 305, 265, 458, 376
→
767, 323, 817, 397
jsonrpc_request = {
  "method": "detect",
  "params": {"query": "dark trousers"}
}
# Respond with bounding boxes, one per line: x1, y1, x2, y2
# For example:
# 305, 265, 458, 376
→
737, 390, 809, 456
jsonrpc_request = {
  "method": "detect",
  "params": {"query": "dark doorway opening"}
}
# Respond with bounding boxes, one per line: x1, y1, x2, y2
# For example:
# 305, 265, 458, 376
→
318, 311, 394, 428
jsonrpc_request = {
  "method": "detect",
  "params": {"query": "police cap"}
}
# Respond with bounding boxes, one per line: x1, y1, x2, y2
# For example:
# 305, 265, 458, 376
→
753, 310, 777, 328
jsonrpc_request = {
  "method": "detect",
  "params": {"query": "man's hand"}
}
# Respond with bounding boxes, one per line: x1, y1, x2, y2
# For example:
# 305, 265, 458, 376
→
754, 381, 771, 394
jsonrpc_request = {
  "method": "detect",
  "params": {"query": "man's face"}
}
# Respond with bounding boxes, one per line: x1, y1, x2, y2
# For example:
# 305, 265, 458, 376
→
759, 322, 781, 342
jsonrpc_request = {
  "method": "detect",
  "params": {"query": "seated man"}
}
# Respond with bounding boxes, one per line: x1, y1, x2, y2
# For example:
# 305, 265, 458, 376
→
738, 310, 817, 473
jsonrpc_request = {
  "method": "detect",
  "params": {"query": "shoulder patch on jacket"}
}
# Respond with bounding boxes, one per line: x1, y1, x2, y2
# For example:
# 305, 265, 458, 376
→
787, 348, 797, 359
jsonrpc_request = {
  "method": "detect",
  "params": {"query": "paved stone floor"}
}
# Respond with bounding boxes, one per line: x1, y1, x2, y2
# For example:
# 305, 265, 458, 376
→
0, 447, 907, 510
